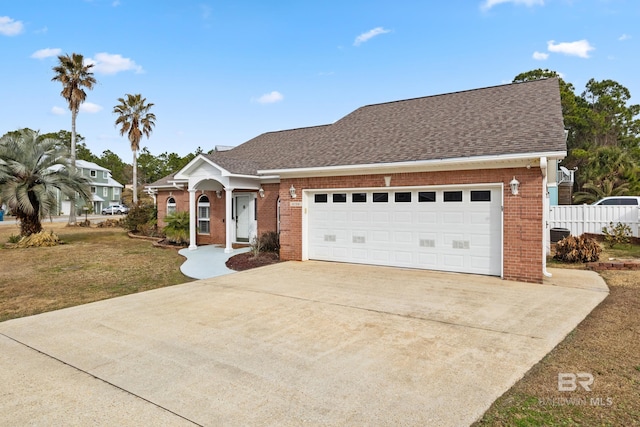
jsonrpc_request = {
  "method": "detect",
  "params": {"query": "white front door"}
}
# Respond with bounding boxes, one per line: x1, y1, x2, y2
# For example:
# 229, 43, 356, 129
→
306, 186, 502, 276
235, 195, 252, 242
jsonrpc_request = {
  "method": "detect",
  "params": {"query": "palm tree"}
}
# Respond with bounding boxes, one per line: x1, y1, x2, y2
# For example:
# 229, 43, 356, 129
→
573, 179, 631, 205
51, 53, 96, 224
0, 129, 92, 236
113, 94, 156, 204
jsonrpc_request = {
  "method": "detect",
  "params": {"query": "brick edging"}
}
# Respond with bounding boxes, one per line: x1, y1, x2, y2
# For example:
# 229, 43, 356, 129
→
587, 261, 640, 271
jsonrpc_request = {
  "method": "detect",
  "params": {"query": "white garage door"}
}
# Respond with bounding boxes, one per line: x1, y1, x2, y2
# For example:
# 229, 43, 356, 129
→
307, 187, 502, 276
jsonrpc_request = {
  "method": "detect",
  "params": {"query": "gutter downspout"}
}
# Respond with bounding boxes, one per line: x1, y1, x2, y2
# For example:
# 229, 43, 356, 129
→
540, 156, 552, 278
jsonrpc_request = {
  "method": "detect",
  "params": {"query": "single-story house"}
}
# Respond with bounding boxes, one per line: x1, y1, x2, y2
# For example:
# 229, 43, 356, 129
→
146, 78, 567, 283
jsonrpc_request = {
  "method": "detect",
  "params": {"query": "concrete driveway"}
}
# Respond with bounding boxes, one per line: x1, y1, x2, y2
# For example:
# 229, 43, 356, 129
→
0, 262, 608, 426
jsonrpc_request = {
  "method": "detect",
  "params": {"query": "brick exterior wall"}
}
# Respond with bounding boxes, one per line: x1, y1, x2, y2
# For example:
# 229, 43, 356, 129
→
256, 183, 280, 236
278, 168, 544, 284
156, 190, 227, 246
155, 167, 544, 283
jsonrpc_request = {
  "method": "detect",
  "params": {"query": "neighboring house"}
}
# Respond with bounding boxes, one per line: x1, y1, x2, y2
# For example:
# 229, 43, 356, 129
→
146, 79, 567, 283
55, 159, 124, 214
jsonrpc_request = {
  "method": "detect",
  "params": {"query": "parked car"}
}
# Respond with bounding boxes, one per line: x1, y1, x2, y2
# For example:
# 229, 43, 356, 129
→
592, 196, 640, 206
101, 204, 129, 215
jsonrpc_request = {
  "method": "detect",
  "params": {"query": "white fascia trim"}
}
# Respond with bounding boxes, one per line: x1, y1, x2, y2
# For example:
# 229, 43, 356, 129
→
145, 180, 188, 190
258, 151, 567, 177
174, 155, 231, 179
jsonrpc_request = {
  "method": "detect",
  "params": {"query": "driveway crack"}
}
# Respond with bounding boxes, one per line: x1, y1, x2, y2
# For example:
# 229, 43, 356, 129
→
0, 333, 203, 426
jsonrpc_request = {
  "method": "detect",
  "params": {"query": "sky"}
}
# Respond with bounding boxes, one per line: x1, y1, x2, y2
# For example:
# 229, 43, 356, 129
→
1, 0, 638, 162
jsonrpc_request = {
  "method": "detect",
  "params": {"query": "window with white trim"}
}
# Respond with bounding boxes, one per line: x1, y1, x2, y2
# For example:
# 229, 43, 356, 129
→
103, 187, 108, 197
90, 170, 97, 178
114, 187, 120, 196
103, 171, 108, 179
197, 195, 210, 234
91, 186, 96, 194
167, 197, 176, 215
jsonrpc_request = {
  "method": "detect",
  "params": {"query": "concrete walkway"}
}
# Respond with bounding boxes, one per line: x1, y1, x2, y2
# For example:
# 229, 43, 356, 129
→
178, 245, 250, 279
0, 263, 608, 426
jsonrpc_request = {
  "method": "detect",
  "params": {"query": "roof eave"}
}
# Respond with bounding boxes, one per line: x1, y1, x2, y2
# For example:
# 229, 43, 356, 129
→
257, 151, 567, 178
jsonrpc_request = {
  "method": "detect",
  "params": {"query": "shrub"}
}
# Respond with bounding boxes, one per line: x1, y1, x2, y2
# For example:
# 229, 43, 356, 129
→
122, 203, 156, 233
162, 211, 189, 245
249, 232, 280, 257
602, 222, 632, 248
7, 234, 21, 244
249, 236, 263, 258
258, 231, 280, 253
554, 234, 602, 263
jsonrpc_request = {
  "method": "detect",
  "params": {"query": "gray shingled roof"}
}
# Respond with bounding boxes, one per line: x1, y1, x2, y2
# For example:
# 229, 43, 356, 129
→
157, 78, 566, 179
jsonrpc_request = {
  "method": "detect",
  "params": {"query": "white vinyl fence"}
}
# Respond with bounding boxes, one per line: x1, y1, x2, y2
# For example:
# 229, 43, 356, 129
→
549, 205, 640, 237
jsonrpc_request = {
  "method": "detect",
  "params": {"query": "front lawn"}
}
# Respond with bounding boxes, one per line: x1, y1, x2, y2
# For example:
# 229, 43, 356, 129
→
0, 221, 192, 322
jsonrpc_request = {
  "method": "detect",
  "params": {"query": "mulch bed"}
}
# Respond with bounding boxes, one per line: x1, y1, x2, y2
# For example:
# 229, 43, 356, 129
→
226, 251, 281, 271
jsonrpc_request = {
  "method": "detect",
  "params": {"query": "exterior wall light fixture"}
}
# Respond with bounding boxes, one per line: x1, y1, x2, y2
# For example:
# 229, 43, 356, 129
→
510, 176, 520, 196
258, 187, 265, 198
289, 185, 296, 198
216, 190, 222, 199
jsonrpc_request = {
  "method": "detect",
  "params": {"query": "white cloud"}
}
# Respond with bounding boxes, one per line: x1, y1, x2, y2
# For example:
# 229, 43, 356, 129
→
0, 16, 24, 36
618, 33, 631, 41
31, 48, 62, 59
547, 39, 594, 58
481, 0, 543, 11
353, 27, 391, 46
51, 106, 66, 115
532, 51, 549, 60
201, 4, 212, 19
79, 102, 103, 113
112, 0, 121, 6
87, 52, 144, 75
254, 91, 284, 104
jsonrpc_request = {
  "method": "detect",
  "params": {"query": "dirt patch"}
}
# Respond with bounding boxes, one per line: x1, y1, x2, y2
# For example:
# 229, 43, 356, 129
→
225, 251, 281, 271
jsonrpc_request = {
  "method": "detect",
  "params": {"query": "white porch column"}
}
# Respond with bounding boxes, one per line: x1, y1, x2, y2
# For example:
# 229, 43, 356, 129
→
224, 187, 234, 253
188, 188, 197, 250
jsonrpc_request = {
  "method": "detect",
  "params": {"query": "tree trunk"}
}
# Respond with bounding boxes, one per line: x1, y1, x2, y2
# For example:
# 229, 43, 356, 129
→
132, 149, 138, 204
19, 212, 43, 237
68, 108, 78, 225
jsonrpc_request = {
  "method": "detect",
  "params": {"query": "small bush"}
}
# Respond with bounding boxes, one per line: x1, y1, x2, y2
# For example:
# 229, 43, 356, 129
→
7, 234, 21, 244
259, 231, 280, 253
554, 234, 602, 263
249, 236, 263, 258
602, 222, 632, 248
162, 211, 189, 245
249, 232, 280, 257
122, 203, 156, 233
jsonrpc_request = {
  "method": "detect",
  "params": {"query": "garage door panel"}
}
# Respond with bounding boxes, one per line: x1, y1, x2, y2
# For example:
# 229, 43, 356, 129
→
371, 211, 391, 223
393, 251, 413, 264
417, 212, 437, 224
393, 211, 412, 224
371, 250, 390, 262
417, 253, 438, 266
393, 231, 413, 243
308, 187, 502, 276
371, 230, 391, 244
351, 211, 368, 223
351, 248, 368, 260
442, 212, 464, 224
470, 211, 491, 225
443, 254, 464, 268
